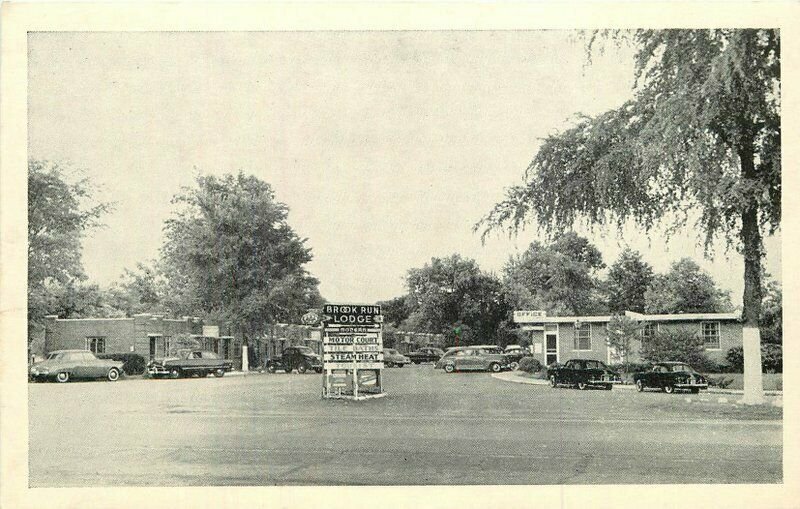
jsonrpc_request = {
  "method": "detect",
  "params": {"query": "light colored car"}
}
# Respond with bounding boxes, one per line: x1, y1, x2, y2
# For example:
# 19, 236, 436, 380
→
434, 346, 511, 373
29, 350, 124, 383
382, 348, 411, 368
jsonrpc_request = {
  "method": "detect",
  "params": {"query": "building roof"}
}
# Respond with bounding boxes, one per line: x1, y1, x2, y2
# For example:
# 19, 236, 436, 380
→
514, 310, 741, 324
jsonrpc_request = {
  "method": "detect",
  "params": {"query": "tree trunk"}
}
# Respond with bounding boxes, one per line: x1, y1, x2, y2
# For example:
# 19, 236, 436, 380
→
739, 141, 765, 404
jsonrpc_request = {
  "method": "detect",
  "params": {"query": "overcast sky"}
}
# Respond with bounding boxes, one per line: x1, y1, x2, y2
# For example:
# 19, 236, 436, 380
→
28, 31, 781, 306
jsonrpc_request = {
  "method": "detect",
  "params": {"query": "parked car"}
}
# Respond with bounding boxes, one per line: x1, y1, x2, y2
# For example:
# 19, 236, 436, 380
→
633, 361, 709, 394
148, 349, 233, 378
406, 347, 445, 364
266, 346, 323, 374
503, 345, 532, 370
547, 358, 622, 390
29, 350, 124, 383
383, 348, 411, 368
434, 345, 511, 373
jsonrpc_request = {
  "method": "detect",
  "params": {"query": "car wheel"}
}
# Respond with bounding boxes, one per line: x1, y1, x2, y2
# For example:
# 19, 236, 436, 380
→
107, 368, 120, 382
490, 362, 502, 373
213, 368, 225, 377
266, 364, 276, 373
169, 368, 181, 379
385, 361, 394, 368
444, 363, 455, 373
603, 384, 613, 390
297, 364, 308, 374
509, 361, 519, 371
550, 375, 557, 388
314, 367, 323, 374
636, 379, 645, 392
56, 371, 70, 383
690, 388, 700, 394
577, 381, 588, 390
663, 384, 675, 394
397, 363, 404, 368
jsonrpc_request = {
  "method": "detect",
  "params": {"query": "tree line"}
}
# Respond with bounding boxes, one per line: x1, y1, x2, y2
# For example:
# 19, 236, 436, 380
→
379, 232, 781, 349
27, 161, 323, 356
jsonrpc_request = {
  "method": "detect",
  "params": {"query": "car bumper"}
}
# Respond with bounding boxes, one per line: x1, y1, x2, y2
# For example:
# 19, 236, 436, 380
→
587, 379, 622, 384
675, 383, 709, 389
29, 373, 52, 381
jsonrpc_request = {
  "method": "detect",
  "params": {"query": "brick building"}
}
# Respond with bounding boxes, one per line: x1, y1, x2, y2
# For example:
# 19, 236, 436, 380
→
514, 310, 742, 366
43, 313, 234, 362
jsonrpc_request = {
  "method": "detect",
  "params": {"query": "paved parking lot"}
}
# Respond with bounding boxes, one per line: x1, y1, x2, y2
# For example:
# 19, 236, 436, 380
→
28, 365, 782, 486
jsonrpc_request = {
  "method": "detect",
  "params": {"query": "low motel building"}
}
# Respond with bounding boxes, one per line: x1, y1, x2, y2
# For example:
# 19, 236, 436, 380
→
513, 310, 743, 366
43, 313, 234, 361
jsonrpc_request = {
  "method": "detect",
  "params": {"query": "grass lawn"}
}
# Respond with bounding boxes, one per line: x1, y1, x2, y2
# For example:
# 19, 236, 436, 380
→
706, 373, 782, 391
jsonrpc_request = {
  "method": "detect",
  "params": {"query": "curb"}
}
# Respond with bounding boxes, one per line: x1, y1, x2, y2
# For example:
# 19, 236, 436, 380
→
491, 372, 783, 396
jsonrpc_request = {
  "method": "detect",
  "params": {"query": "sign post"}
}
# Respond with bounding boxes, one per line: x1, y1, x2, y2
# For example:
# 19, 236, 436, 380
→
321, 304, 386, 400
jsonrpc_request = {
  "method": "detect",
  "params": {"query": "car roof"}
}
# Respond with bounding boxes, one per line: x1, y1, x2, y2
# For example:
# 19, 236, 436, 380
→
657, 361, 690, 365
49, 349, 90, 354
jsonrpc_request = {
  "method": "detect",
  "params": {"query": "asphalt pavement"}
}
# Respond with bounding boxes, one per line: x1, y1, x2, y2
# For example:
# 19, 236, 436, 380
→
28, 365, 782, 486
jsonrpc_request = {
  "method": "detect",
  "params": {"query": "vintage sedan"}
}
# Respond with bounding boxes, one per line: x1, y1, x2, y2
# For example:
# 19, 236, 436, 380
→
383, 348, 412, 368
406, 347, 445, 364
148, 350, 233, 379
503, 345, 532, 370
547, 358, 622, 390
266, 346, 323, 374
633, 361, 709, 394
29, 350, 124, 383
434, 345, 511, 373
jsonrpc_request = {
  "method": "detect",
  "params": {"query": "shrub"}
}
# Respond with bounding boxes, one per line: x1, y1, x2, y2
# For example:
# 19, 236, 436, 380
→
706, 375, 734, 389
725, 344, 783, 374
518, 357, 543, 373
608, 362, 652, 374
640, 329, 712, 368
96, 352, 146, 375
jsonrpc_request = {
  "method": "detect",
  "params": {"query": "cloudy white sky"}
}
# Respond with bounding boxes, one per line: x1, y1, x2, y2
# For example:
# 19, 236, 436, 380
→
28, 31, 781, 306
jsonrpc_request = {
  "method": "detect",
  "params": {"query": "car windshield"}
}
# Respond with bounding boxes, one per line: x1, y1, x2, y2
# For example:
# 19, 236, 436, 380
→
295, 347, 314, 355
670, 364, 694, 373
46, 352, 63, 360
386, 349, 398, 354
584, 360, 607, 369
483, 348, 503, 354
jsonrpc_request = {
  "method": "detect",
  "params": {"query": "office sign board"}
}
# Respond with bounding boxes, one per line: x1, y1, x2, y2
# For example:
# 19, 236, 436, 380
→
513, 310, 547, 323
322, 303, 384, 399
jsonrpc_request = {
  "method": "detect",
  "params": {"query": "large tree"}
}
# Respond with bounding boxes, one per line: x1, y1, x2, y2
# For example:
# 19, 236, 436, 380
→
404, 254, 509, 346
161, 172, 323, 346
644, 258, 732, 314
606, 249, 654, 313
28, 160, 113, 351
105, 261, 171, 317
478, 30, 779, 403
502, 232, 607, 315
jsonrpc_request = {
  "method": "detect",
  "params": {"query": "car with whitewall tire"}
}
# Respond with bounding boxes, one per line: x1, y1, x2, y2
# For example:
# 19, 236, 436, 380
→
29, 350, 124, 383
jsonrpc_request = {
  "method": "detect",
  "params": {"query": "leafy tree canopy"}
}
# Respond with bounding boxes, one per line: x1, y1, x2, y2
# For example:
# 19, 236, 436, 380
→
502, 232, 607, 315
477, 29, 780, 326
404, 254, 509, 344
28, 159, 114, 346
606, 248, 655, 313
161, 172, 323, 340
644, 258, 733, 314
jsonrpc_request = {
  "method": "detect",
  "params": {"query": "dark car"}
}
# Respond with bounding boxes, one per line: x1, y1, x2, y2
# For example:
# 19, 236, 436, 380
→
266, 346, 323, 374
29, 350, 124, 383
148, 350, 233, 379
383, 348, 412, 368
503, 345, 532, 370
434, 345, 511, 373
407, 347, 445, 364
547, 358, 622, 390
633, 361, 709, 394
